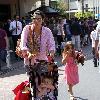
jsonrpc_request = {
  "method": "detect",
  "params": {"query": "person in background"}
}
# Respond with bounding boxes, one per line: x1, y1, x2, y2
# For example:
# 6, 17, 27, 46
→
95, 21, 100, 70
0, 23, 8, 71
56, 19, 65, 55
21, 17, 26, 28
90, 24, 98, 67
62, 41, 79, 100
71, 18, 82, 51
88, 17, 94, 43
3, 19, 12, 50
83, 19, 89, 46
9, 15, 22, 59
63, 19, 72, 42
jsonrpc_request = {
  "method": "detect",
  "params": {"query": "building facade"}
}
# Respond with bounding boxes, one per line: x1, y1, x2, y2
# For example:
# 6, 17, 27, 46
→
0, 0, 49, 22
66, 0, 100, 19
93, 0, 100, 19
0, 0, 100, 22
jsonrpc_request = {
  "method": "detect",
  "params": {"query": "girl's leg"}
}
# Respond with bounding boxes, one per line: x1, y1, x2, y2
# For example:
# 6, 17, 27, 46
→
68, 84, 73, 96
68, 84, 75, 100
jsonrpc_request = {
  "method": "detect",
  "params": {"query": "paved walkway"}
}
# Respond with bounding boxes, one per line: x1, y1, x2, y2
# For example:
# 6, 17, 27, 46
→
58, 45, 100, 100
0, 45, 100, 100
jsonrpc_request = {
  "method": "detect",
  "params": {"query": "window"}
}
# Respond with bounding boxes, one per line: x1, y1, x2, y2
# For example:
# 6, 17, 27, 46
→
0, 4, 11, 22
70, 0, 77, 2
85, 4, 88, 12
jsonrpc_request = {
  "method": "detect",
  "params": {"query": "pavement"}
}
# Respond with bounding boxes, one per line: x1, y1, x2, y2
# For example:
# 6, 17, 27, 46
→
0, 45, 100, 100
0, 51, 23, 75
58, 45, 100, 100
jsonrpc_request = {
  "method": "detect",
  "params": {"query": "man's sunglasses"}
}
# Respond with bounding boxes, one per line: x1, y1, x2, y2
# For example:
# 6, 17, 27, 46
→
33, 18, 42, 20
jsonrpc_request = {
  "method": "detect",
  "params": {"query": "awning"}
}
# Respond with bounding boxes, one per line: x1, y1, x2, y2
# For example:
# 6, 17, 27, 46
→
66, 10, 81, 13
28, 5, 59, 15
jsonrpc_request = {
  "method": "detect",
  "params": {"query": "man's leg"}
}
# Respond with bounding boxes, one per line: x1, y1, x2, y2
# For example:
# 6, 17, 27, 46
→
71, 36, 76, 48
0, 59, 1, 71
76, 35, 81, 51
12, 35, 20, 59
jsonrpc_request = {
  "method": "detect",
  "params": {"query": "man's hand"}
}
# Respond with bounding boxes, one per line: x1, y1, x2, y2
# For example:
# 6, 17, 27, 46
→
22, 50, 28, 58
95, 50, 99, 59
49, 50, 55, 59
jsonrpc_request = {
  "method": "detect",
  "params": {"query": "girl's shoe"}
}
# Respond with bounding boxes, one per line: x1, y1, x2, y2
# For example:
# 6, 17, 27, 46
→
70, 95, 75, 100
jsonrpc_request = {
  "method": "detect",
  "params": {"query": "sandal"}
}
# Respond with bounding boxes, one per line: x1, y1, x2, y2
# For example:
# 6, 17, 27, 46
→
70, 95, 75, 100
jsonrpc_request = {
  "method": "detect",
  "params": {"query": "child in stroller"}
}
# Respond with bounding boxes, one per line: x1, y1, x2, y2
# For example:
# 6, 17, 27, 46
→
28, 58, 58, 100
36, 76, 55, 100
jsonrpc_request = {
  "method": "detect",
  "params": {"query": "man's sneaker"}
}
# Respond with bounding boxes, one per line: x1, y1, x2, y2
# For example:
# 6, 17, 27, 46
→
94, 64, 98, 67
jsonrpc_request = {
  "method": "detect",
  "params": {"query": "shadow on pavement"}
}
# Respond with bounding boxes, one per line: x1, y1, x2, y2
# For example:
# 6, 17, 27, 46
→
0, 45, 93, 78
0, 60, 26, 78
0, 66, 26, 78
75, 96, 88, 100
82, 45, 93, 61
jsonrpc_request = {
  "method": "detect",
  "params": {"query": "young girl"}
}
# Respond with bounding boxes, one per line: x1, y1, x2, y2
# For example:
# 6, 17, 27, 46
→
62, 41, 79, 100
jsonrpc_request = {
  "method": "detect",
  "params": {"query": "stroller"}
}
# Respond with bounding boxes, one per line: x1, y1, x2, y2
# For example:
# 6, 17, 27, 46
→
13, 57, 58, 100
29, 58, 58, 100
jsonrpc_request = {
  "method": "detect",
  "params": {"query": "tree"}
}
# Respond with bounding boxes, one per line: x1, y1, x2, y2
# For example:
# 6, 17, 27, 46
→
75, 11, 94, 19
56, 0, 68, 17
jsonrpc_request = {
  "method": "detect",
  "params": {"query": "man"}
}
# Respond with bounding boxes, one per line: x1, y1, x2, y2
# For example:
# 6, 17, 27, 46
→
3, 19, 12, 50
91, 24, 98, 67
63, 19, 72, 41
0, 23, 8, 71
95, 21, 100, 71
71, 18, 82, 51
9, 15, 22, 58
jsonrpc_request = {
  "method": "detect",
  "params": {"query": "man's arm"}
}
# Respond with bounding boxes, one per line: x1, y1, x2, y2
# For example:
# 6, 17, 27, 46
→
47, 28, 56, 58
9, 22, 16, 32
4, 31, 9, 50
95, 39, 99, 58
95, 25, 99, 58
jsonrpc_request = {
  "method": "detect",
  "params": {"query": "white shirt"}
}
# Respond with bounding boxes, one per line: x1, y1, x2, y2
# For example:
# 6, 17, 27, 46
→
96, 22, 100, 40
90, 30, 97, 48
57, 24, 64, 35
9, 20, 22, 35
96, 22, 100, 48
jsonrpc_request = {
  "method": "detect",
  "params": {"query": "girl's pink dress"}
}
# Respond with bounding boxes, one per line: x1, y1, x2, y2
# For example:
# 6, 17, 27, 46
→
65, 56, 79, 85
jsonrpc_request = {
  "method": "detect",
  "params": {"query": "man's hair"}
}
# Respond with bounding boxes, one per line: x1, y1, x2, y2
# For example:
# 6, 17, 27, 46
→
13, 14, 19, 19
31, 10, 45, 19
14, 15, 17, 19
93, 24, 97, 30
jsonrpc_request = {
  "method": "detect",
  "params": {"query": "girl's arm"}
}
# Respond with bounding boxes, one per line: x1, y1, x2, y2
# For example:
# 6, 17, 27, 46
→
62, 53, 67, 64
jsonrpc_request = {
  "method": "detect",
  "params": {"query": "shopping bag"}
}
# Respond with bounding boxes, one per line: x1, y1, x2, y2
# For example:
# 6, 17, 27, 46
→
12, 81, 30, 100
14, 90, 30, 100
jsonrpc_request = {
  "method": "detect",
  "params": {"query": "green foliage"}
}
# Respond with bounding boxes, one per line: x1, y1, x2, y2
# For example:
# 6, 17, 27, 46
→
56, 0, 68, 17
75, 11, 94, 19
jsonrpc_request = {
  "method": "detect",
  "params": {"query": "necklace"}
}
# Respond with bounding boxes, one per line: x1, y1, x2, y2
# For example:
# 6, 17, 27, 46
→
33, 27, 42, 52
26, 26, 42, 55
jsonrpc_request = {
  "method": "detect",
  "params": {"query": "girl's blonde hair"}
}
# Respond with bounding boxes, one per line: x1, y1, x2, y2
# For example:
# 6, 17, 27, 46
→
63, 41, 75, 57
63, 41, 74, 53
